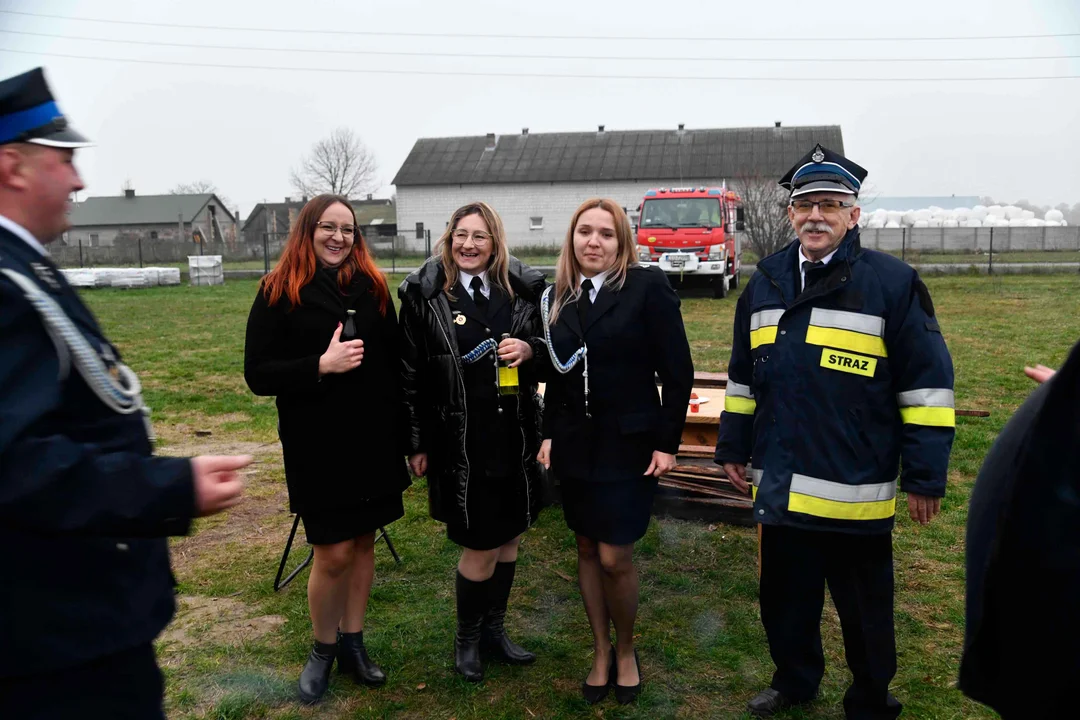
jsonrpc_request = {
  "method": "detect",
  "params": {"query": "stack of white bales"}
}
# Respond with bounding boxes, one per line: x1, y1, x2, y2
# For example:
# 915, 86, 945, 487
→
860, 204, 1068, 229
60, 267, 181, 288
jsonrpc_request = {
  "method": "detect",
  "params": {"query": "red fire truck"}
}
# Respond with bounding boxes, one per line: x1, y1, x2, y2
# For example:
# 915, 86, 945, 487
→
635, 186, 744, 298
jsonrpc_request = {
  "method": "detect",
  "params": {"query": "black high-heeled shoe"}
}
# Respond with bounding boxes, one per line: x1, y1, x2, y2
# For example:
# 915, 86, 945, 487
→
581, 646, 617, 705
614, 648, 641, 705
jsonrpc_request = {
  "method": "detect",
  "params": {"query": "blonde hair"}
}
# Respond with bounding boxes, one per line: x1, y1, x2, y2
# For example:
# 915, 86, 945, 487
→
436, 201, 514, 301
548, 198, 637, 325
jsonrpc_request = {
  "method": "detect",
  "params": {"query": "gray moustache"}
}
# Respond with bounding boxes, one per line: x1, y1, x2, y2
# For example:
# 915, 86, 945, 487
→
801, 222, 832, 233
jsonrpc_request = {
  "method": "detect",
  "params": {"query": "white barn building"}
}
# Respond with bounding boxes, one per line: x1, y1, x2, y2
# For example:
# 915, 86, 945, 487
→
391, 123, 844, 250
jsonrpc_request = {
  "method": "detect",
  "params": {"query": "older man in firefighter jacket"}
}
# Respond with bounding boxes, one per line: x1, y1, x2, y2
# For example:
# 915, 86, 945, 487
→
714, 144, 955, 719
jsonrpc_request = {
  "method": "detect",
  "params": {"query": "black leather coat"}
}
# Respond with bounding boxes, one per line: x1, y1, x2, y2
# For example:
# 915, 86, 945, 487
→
397, 257, 547, 527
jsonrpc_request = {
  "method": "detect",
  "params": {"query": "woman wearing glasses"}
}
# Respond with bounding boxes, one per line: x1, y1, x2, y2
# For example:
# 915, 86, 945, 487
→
244, 195, 410, 704
537, 198, 693, 705
398, 202, 547, 682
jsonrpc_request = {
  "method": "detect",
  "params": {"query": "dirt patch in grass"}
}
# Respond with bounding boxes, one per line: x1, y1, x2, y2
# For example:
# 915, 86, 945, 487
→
170, 490, 291, 576
160, 595, 287, 655
161, 436, 292, 575
154, 412, 264, 446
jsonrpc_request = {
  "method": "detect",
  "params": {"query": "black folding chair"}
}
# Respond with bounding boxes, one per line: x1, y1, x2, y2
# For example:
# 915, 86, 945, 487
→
273, 515, 401, 592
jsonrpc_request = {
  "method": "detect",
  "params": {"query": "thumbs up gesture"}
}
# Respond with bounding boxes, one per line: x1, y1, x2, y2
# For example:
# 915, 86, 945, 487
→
318, 323, 365, 376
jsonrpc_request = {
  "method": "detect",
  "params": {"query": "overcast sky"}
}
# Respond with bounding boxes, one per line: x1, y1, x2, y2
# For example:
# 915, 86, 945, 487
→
1, 0, 1077, 216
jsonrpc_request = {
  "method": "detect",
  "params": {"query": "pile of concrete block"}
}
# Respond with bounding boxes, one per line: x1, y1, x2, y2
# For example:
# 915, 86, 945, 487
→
188, 256, 224, 286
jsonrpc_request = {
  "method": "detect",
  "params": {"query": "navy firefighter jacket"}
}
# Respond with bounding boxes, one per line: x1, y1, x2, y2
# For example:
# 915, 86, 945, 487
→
714, 227, 955, 534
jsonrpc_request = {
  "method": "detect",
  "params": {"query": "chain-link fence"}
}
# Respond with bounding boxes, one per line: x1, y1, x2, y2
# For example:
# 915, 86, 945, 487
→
859, 226, 1080, 274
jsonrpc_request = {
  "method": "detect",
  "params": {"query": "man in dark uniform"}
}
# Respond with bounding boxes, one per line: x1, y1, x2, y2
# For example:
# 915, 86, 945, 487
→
0, 67, 250, 719
960, 350, 1080, 717
715, 145, 955, 718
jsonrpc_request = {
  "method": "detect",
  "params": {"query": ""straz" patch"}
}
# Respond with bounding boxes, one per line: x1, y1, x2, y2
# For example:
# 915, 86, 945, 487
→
820, 348, 877, 377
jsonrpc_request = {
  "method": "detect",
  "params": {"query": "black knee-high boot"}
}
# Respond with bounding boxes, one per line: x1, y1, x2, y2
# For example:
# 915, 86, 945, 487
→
482, 561, 536, 664
455, 571, 489, 682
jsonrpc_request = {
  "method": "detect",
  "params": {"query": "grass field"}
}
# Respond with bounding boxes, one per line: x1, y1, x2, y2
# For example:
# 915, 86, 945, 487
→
81, 274, 1080, 720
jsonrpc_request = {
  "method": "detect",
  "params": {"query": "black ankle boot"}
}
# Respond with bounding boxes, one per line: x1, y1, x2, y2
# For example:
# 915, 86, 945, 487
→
482, 561, 536, 665
298, 640, 336, 704
337, 630, 386, 687
455, 571, 489, 682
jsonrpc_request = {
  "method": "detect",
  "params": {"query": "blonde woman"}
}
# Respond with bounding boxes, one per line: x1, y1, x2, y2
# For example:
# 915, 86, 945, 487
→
536, 198, 693, 705
398, 202, 547, 682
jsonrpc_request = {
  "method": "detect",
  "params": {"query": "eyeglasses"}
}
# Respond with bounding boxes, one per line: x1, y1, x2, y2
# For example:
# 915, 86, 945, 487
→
790, 199, 855, 215
451, 229, 492, 244
316, 222, 356, 237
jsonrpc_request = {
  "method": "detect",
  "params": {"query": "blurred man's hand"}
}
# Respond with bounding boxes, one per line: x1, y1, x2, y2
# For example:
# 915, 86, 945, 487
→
191, 455, 250, 516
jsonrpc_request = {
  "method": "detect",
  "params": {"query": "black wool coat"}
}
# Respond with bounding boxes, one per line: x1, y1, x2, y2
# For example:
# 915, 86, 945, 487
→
244, 268, 410, 515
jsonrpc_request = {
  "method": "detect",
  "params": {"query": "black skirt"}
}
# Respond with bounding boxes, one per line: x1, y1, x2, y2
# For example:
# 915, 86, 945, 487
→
301, 492, 405, 546
447, 471, 531, 551
561, 476, 658, 545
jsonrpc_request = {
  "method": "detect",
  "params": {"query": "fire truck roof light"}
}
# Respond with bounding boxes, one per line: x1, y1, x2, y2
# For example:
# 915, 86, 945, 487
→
645, 190, 657, 197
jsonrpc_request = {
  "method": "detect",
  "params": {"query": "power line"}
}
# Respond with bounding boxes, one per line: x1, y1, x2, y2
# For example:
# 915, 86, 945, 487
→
4, 48, 1078, 82
4, 29, 1078, 63
2, 9, 1078, 42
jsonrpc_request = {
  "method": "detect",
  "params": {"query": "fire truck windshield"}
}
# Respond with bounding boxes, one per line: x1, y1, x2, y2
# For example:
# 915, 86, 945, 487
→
640, 198, 723, 229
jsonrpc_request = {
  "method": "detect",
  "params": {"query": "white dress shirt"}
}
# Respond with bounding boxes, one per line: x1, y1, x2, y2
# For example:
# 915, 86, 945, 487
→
798, 244, 839, 292
0, 213, 48, 256
459, 269, 491, 300
578, 270, 608, 302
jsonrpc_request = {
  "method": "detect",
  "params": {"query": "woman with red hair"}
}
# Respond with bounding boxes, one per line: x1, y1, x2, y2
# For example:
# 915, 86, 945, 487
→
244, 195, 409, 704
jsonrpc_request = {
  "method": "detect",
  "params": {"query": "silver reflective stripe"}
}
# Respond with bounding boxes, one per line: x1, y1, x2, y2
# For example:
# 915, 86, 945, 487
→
750, 467, 763, 486
790, 474, 896, 502
809, 308, 885, 337
750, 308, 784, 331
897, 388, 955, 407
727, 381, 754, 399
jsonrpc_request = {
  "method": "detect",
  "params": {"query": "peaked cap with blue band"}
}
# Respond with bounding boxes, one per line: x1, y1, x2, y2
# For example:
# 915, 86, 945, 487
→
778, 143, 867, 198
0, 67, 91, 148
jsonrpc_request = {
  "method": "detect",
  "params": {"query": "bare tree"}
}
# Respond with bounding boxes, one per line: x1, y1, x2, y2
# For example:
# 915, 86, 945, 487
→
171, 179, 217, 194
170, 179, 231, 209
734, 173, 793, 259
290, 127, 379, 198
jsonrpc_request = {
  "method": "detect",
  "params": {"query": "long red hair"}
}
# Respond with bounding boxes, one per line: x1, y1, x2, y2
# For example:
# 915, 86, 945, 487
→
261, 194, 389, 314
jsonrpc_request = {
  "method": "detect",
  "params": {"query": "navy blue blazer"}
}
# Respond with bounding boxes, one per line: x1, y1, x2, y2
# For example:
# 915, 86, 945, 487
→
541, 265, 694, 483
0, 224, 194, 677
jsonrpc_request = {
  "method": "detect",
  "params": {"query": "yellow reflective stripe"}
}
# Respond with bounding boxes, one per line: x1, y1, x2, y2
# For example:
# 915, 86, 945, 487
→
787, 474, 896, 521
724, 395, 756, 415
750, 326, 778, 349
900, 406, 956, 427
751, 484, 758, 500
805, 326, 888, 357
788, 493, 896, 520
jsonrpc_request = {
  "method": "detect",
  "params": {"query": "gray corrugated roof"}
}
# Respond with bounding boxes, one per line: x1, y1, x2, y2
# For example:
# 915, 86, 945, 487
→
69, 193, 234, 227
391, 125, 843, 187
